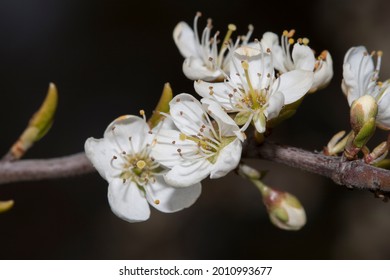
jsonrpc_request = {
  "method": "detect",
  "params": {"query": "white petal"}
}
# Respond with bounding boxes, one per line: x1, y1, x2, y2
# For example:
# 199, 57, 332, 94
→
194, 80, 236, 111
173, 21, 198, 58
260, 32, 287, 73
169, 93, 206, 136
84, 137, 112, 181
108, 180, 150, 223
260, 32, 279, 50
310, 51, 333, 92
376, 86, 390, 130
265, 91, 285, 120
292, 43, 315, 71
201, 98, 240, 138
182, 57, 222, 81
152, 129, 199, 168
272, 70, 313, 105
231, 46, 274, 90
210, 138, 242, 178
147, 177, 202, 213
104, 115, 150, 153
342, 46, 374, 105
164, 159, 212, 188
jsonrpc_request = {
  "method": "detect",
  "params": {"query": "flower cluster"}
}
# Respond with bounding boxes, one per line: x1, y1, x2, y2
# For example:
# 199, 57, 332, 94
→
85, 13, 333, 229
326, 46, 390, 163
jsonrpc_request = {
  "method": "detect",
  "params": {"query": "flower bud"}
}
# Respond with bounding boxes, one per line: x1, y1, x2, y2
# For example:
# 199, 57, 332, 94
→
238, 164, 262, 180
262, 187, 306, 231
6, 83, 58, 160
0, 200, 14, 214
350, 95, 377, 134
147, 83, 173, 128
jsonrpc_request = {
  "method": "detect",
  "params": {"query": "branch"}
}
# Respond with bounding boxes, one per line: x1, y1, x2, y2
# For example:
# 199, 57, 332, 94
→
0, 139, 390, 194
242, 138, 390, 193
0, 153, 94, 184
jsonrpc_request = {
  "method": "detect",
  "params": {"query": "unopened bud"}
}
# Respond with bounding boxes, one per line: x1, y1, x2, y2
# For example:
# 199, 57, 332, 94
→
0, 200, 14, 213
365, 141, 388, 164
238, 164, 262, 180
262, 187, 306, 231
350, 95, 378, 133
147, 83, 173, 129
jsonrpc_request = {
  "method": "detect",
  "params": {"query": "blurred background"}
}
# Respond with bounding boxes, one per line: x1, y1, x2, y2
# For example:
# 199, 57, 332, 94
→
1, 0, 390, 259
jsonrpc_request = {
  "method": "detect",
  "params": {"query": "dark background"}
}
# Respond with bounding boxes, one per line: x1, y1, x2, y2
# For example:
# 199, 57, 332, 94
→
1, 0, 390, 259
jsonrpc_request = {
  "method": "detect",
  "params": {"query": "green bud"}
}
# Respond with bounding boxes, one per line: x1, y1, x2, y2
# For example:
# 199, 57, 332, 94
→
262, 187, 306, 231
352, 117, 376, 148
350, 95, 378, 133
8, 83, 58, 160
148, 83, 173, 129
238, 164, 262, 180
0, 200, 14, 213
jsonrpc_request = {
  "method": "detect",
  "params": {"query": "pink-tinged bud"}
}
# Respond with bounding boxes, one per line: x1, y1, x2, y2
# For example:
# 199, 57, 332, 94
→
262, 187, 306, 231
350, 95, 377, 134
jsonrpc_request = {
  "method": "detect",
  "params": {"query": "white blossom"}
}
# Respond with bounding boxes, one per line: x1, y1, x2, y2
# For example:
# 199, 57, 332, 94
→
342, 46, 390, 130
173, 12, 253, 82
195, 45, 313, 133
152, 94, 244, 188
84, 115, 201, 222
260, 30, 333, 93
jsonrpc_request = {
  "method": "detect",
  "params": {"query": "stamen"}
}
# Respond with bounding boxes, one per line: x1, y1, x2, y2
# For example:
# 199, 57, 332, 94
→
241, 60, 258, 108
139, 109, 146, 121
218, 23, 237, 63
241, 24, 254, 45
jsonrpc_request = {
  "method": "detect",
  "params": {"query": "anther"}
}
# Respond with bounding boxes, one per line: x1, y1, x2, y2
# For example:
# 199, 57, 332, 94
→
113, 156, 117, 160
228, 24, 237, 31
154, 199, 160, 205
172, 140, 176, 144
179, 133, 186, 141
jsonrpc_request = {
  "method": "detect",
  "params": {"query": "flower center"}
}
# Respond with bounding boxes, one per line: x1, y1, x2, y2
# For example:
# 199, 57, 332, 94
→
109, 126, 161, 205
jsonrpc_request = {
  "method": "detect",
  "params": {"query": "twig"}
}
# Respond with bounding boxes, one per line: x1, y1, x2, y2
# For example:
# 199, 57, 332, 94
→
242, 139, 390, 192
0, 139, 389, 194
0, 153, 94, 184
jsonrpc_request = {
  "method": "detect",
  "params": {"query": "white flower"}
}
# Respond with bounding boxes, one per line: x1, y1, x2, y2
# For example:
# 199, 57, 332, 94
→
152, 94, 244, 188
342, 46, 390, 130
84, 115, 201, 223
194, 45, 313, 133
260, 30, 333, 93
173, 12, 253, 82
